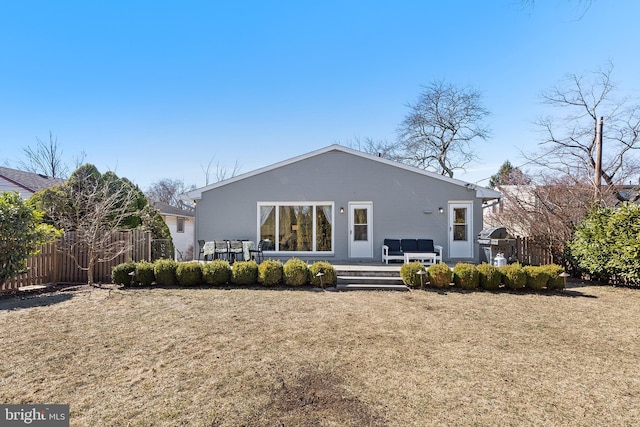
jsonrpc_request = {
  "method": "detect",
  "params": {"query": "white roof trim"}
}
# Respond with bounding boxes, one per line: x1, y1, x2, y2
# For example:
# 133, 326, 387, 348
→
185, 144, 502, 201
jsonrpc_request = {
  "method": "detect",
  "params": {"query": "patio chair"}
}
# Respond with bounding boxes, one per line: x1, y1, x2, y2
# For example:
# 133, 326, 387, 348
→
249, 240, 265, 263
228, 240, 244, 263
214, 240, 229, 261
198, 240, 205, 261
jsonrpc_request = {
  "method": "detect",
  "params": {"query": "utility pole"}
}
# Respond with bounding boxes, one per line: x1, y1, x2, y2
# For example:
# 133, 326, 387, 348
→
594, 116, 604, 200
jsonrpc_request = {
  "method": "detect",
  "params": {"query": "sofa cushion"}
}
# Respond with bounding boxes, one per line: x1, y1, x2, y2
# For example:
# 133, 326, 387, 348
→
417, 239, 435, 252
401, 239, 418, 252
384, 239, 401, 253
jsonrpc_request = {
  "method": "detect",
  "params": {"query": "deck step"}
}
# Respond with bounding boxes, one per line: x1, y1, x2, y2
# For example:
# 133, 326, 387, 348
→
336, 283, 409, 291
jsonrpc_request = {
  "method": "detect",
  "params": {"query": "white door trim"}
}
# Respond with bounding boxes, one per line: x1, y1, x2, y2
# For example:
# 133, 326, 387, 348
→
448, 201, 474, 259
348, 202, 373, 258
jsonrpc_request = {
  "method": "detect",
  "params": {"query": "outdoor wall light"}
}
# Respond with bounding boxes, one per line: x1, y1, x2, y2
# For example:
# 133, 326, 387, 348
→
438, 207, 444, 214
339, 207, 345, 214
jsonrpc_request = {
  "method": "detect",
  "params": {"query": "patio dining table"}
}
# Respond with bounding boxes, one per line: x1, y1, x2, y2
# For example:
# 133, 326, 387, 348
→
202, 241, 255, 262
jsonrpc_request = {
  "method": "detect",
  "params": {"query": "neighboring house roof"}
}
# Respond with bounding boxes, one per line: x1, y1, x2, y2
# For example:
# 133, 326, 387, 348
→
186, 144, 502, 201
153, 201, 195, 218
0, 166, 65, 195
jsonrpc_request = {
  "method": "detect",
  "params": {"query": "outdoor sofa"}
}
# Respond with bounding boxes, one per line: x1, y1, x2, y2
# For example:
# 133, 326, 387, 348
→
382, 238, 443, 264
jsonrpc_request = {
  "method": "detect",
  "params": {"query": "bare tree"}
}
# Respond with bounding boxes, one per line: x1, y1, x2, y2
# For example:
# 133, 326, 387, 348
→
20, 131, 69, 178
485, 171, 594, 267
200, 156, 241, 185
146, 178, 196, 208
397, 80, 491, 178
34, 165, 145, 285
345, 137, 400, 160
530, 63, 640, 197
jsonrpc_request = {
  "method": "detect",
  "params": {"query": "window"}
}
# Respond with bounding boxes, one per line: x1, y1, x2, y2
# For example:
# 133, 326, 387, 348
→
259, 203, 333, 252
177, 217, 185, 233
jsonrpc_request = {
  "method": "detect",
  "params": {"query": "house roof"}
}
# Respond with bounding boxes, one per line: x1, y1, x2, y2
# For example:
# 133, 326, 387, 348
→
153, 201, 195, 218
0, 166, 65, 194
185, 144, 503, 201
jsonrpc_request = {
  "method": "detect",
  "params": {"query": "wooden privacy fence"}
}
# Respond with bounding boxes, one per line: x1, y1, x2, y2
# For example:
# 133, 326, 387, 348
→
513, 236, 554, 266
2, 229, 152, 293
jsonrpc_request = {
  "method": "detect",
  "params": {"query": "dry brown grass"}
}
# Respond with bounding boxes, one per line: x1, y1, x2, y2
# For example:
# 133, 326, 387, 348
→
1, 284, 639, 426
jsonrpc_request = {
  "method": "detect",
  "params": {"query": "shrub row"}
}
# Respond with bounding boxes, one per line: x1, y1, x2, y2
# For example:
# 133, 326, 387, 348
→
400, 262, 566, 291
111, 258, 337, 288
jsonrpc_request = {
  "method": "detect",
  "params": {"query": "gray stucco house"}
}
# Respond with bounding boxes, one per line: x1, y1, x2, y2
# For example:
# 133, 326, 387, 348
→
186, 145, 502, 264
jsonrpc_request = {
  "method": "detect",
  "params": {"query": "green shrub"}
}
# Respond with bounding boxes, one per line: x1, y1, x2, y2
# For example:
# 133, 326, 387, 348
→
427, 263, 453, 289
570, 203, 640, 284
112, 261, 137, 286
524, 265, 550, 291
400, 262, 428, 289
176, 262, 202, 286
258, 260, 283, 286
453, 263, 479, 290
154, 259, 178, 286
309, 262, 337, 288
135, 261, 156, 286
544, 264, 566, 290
202, 260, 232, 286
283, 258, 310, 287
476, 263, 502, 291
501, 263, 526, 290
231, 260, 259, 285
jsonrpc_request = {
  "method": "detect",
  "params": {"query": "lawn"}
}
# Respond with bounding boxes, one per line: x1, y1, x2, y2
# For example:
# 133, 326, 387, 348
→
1, 284, 639, 426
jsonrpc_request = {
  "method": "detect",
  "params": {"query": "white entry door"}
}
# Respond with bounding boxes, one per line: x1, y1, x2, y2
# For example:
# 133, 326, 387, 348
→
449, 202, 473, 259
349, 202, 373, 258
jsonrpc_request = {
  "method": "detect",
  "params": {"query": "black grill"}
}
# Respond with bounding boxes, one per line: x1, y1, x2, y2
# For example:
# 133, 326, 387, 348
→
477, 227, 509, 244
478, 227, 515, 263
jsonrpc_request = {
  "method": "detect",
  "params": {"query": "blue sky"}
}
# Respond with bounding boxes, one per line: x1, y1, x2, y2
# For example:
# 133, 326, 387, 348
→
1, 1, 638, 190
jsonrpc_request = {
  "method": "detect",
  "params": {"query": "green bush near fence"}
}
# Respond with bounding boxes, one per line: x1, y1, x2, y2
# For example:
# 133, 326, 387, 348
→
135, 261, 156, 286
544, 264, 566, 290
501, 263, 527, 290
476, 263, 502, 291
112, 261, 137, 286
524, 265, 550, 291
154, 259, 179, 286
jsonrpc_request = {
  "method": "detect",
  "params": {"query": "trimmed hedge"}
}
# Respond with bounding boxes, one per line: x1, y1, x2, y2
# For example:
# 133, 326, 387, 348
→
309, 261, 337, 288
524, 265, 550, 291
258, 260, 284, 286
544, 264, 566, 290
176, 262, 202, 287
476, 263, 502, 290
202, 260, 232, 286
135, 261, 156, 286
112, 261, 136, 286
231, 260, 259, 285
283, 258, 310, 287
501, 263, 527, 290
400, 262, 428, 289
154, 259, 178, 286
453, 263, 479, 290
428, 262, 453, 289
